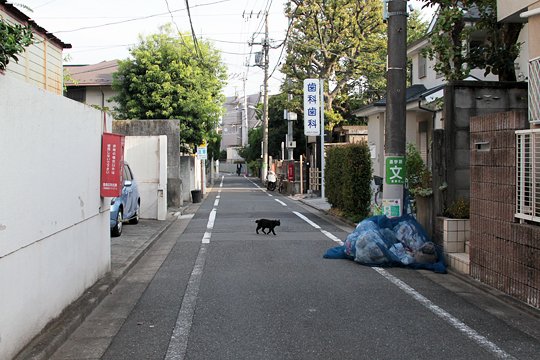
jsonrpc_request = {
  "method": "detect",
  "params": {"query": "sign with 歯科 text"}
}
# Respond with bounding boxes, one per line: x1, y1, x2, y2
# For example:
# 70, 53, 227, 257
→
303, 79, 320, 136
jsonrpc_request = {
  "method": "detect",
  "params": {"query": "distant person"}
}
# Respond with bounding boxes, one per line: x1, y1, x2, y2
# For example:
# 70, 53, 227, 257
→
236, 163, 242, 176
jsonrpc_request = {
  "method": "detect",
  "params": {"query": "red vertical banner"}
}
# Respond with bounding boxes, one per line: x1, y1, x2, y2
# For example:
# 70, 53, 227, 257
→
288, 162, 294, 182
100, 133, 125, 197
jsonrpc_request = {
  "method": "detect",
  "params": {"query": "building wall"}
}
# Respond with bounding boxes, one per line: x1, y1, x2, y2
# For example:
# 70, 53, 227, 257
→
469, 111, 539, 309
1, 9, 65, 95
0, 76, 110, 359
113, 120, 183, 207
85, 86, 118, 111
497, 0, 536, 21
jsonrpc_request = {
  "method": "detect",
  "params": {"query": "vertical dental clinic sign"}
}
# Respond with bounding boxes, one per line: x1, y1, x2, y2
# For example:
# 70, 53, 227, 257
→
100, 133, 125, 197
303, 79, 320, 136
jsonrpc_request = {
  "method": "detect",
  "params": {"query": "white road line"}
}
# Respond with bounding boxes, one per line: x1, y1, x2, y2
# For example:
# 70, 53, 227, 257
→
166, 178, 224, 358
165, 244, 208, 360
207, 209, 216, 229
275, 199, 287, 207
293, 211, 321, 229
372, 267, 516, 360
321, 229, 343, 244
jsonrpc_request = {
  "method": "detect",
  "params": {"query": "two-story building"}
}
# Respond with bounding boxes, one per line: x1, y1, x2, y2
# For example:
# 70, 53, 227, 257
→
0, 0, 71, 94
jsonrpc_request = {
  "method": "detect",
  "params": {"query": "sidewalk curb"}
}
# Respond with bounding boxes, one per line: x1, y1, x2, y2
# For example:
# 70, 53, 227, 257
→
14, 219, 177, 360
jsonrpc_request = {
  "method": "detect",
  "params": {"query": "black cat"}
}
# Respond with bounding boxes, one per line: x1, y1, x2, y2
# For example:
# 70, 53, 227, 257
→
255, 219, 280, 235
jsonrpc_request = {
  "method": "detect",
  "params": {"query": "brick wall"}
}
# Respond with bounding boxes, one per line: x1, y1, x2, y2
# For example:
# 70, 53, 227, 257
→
469, 111, 539, 309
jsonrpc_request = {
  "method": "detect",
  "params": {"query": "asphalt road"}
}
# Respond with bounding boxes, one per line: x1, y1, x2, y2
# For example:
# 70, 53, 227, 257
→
51, 174, 540, 360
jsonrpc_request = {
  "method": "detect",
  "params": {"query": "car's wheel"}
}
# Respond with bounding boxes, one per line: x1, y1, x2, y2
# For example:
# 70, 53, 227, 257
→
111, 209, 123, 237
129, 204, 140, 225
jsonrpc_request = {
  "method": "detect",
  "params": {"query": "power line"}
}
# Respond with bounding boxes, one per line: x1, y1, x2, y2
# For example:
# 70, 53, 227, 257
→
184, 0, 202, 58
51, 0, 232, 33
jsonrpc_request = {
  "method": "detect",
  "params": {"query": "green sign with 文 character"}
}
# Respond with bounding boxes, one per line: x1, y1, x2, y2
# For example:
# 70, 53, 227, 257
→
385, 156, 405, 185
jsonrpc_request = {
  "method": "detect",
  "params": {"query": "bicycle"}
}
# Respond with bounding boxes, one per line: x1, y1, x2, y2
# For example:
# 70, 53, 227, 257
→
277, 174, 285, 193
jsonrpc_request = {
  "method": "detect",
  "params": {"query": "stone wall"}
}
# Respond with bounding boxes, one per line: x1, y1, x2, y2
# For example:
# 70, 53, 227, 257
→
469, 111, 539, 309
113, 120, 183, 207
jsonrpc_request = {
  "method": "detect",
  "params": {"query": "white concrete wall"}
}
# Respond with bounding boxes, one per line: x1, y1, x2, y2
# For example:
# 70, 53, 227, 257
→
124, 136, 168, 220
0, 76, 110, 359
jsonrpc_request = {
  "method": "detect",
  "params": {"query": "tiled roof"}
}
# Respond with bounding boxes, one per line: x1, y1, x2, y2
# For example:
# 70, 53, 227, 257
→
64, 60, 118, 86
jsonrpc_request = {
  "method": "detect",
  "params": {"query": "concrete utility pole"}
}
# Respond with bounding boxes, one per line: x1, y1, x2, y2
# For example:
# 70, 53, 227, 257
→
261, 13, 270, 182
383, 0, 407, 216
242, 76, 248, 147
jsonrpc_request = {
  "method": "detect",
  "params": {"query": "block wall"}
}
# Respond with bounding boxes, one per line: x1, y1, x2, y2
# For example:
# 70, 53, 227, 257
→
469, 111, 539, 309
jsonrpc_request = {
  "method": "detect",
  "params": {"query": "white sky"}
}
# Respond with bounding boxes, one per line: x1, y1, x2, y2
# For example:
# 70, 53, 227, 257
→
21, 0, 432, 97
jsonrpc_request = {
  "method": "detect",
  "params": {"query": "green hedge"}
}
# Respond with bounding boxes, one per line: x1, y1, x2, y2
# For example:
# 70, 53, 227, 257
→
325, 143, 372, 221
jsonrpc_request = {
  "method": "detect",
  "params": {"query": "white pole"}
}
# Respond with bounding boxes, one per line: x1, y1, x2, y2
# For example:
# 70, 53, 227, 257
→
320, 79, 325, 199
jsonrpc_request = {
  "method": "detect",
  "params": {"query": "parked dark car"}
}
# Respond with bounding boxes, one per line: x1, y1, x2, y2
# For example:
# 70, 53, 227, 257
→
110, 162, 141, 237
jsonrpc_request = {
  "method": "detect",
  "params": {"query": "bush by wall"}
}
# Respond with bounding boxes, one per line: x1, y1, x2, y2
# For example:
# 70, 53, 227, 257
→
325, 143, 372, 221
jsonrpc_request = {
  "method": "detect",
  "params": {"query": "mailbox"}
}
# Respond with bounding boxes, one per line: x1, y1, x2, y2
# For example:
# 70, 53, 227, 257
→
288, 162, 294, 182
100, 133, 125, 197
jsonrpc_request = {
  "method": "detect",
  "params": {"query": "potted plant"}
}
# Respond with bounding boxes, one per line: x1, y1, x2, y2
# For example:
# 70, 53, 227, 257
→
439, 197, 470, 253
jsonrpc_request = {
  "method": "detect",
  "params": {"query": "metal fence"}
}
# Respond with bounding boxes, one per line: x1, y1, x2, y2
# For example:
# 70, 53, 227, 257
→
515, 129, 540, 223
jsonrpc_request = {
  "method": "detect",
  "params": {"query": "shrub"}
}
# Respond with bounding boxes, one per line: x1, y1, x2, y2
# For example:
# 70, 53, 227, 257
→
444, 198, 470, 219
325, 143, 372, 221
406, 143, 432, 197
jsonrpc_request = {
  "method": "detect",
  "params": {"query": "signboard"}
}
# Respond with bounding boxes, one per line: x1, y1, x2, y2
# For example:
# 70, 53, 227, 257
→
303, 78, 321, 136
382, 199, 401, 218
197, 143, 207, 160
100, 133, 125, 197
385, 156, 405, 185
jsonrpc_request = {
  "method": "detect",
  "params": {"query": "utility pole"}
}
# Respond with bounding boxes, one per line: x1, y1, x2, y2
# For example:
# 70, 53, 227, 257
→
261, 13, 270, 182
383, 0, 407, 216
242, 76, 248, 147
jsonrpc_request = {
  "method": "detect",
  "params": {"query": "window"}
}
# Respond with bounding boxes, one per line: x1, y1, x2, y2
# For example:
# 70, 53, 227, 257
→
65, 87, 86, 103
418, 55, 427, 79
516, 129, 540, 223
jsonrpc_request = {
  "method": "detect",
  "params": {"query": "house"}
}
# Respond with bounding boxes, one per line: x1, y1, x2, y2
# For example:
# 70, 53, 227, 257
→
64, 60, 119, 111
352, 8, 501, 179
220, 93, 260, 162
332, 125, 368, 144
352, 5, 529, 284
0, 0, 71, 94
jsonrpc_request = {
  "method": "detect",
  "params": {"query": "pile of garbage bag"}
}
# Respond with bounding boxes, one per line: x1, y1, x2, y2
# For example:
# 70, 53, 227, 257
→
324, 215, 446, 273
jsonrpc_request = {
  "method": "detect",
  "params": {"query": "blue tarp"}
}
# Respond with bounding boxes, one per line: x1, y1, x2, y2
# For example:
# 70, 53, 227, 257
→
324, 215, 446, 273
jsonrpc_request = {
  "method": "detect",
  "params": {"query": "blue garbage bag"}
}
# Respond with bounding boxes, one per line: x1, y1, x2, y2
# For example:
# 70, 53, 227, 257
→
324, 215, 446, 273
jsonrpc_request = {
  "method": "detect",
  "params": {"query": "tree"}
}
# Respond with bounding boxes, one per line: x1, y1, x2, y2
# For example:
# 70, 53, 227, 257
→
112, 25, 227, 151
282, 0, 387, 127
0, 19, 34, 72
421, 0, 523, 81
266, 92, 307, 159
